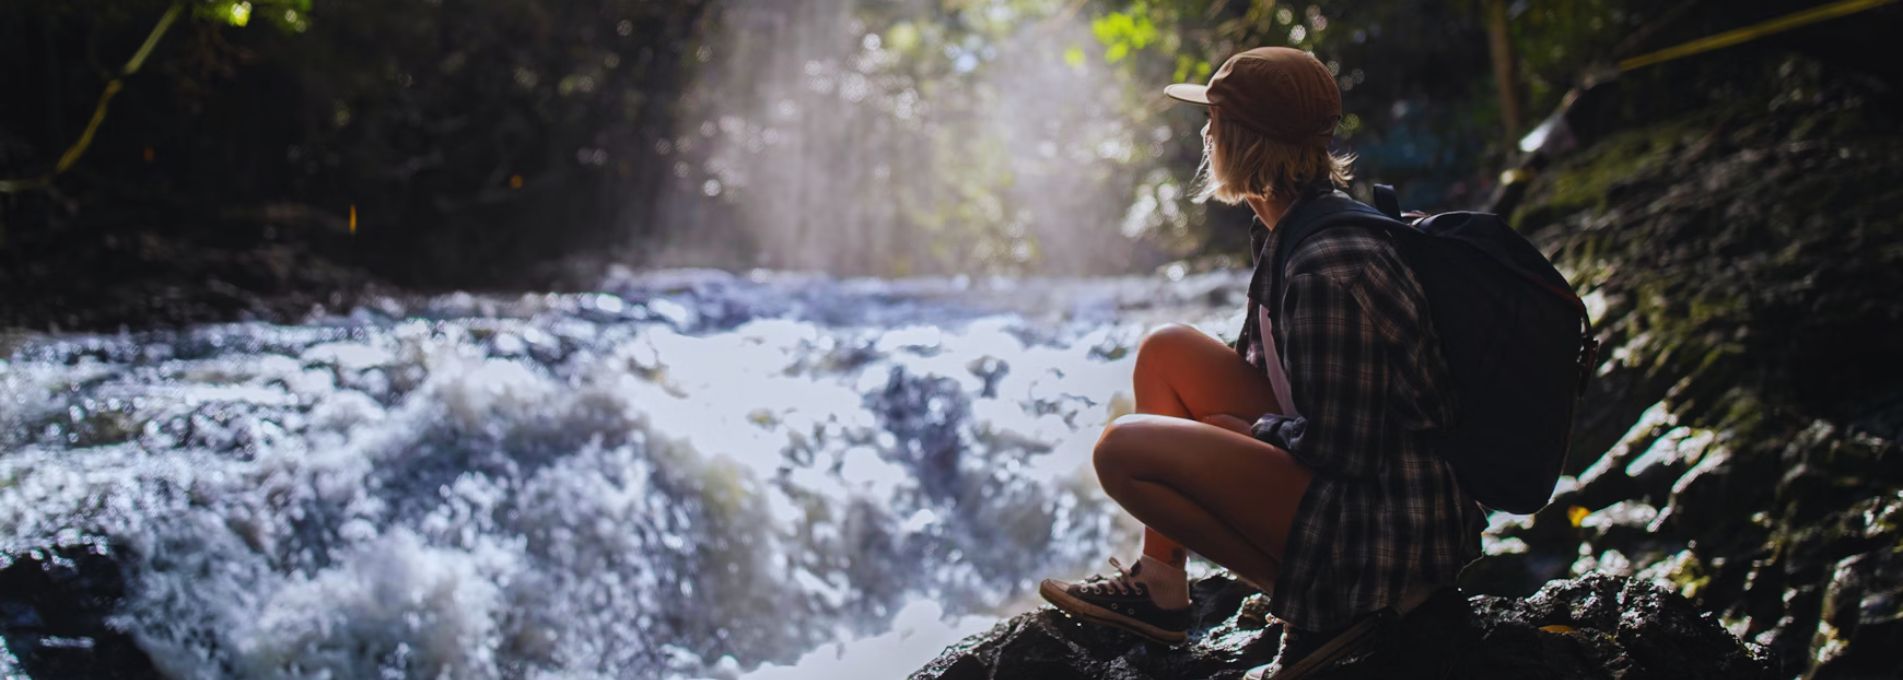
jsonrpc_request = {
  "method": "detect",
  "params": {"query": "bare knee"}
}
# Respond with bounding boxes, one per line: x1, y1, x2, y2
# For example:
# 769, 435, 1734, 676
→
1094, 414, 1166, 498
1134, 323, 1202, 374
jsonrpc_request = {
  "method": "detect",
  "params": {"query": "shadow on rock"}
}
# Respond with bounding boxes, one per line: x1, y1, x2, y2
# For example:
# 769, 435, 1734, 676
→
0, 545, 158, 679
910, 573, 1775, 680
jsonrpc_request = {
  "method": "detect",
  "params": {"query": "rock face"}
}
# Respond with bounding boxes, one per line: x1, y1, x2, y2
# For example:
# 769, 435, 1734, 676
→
909, 573, 1774, 680
0, 228, 383, 333
1476, 53, 1903, 678
0, 545, 156, 679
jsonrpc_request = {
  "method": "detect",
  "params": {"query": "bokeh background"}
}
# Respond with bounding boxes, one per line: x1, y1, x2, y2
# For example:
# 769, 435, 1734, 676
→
11, 0, 1886, 293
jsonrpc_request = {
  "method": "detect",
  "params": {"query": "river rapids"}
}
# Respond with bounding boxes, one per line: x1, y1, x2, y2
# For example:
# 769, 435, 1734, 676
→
0, 269, 1251, 679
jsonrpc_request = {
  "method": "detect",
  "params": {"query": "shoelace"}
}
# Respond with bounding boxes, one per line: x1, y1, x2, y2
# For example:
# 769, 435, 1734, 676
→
1079, 557, 1145, 596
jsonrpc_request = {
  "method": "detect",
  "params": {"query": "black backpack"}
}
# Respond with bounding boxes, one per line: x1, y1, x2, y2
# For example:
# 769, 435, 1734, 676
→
1257, 185, 1598, 514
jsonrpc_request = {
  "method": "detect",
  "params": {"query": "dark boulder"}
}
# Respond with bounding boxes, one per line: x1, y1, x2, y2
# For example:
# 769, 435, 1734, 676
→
909, 573, 1774, 680
0, 544, 158, 679
1458, 50, 1903, 677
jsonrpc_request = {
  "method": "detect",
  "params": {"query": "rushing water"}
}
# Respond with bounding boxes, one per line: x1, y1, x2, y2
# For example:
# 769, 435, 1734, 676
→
0, 269, 1248, 679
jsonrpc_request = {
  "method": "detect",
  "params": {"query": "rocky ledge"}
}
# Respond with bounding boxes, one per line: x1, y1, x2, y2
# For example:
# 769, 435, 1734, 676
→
909, 573, 1774, 680
0, 545, 156, 678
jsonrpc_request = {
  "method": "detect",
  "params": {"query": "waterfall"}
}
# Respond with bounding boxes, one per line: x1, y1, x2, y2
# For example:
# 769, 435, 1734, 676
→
0, 270, 1248, 678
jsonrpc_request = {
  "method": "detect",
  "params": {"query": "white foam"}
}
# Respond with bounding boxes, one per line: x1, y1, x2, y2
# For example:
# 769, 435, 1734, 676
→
725, 599, 992, 680
0, 272, 1245, 678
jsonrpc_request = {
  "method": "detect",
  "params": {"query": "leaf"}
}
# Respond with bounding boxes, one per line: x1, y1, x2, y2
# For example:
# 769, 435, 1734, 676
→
1172, 55, 1210, 83
225, 1, 252, 27
1539, 624, 1577, 634
1063, 45, 1086, 69
1128, 13, 1158, 49
1091, 12, 1131, 45
1567, 504, 1591, 527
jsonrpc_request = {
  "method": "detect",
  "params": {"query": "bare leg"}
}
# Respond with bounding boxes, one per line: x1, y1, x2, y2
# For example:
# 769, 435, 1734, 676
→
1036, 324, 1303, 638
1127, 324, 1286, 573
1132, 323, 1283, 421
1096, 414, 1311, 590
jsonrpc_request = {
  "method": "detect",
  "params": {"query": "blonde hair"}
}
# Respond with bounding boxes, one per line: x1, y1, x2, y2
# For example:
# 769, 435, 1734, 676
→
1194, 116, 1354, 205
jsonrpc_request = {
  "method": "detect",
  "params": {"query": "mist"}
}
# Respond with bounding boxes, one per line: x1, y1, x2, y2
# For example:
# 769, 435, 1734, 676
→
649, 0, 1175, 276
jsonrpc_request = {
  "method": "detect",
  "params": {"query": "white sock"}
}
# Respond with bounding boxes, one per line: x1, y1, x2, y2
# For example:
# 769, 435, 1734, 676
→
1136, 555, 1191, 609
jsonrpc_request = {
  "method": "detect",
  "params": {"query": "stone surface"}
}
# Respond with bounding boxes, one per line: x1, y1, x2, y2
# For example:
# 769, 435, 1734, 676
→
1471, 53, 1903, 678
0, 545, 157, 679
910, 573, 1774, 680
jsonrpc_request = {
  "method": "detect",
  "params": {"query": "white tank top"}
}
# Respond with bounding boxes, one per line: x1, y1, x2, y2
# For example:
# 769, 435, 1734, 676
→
1259, 306, 1300, 417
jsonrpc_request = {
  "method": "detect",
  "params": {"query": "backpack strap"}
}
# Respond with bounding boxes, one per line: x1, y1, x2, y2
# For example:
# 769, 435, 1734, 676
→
1372, 184, 1403, 220
1258, 192, 1398, 317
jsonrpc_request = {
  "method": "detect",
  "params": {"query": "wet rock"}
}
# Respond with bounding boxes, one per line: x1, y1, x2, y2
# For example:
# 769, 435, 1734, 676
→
0, 227, 385, 333
868, 365, 972, 502
910, 577, 1266, 680
1812, 545, 1903, 678
1485, 51, 1903, 678
0, 544, 157, 679
910, 573, 1774, 680
966, 356, 1009, 398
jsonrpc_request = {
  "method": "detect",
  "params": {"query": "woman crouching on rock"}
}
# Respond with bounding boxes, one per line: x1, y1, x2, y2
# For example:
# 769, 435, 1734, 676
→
1037, 47, 1485, 680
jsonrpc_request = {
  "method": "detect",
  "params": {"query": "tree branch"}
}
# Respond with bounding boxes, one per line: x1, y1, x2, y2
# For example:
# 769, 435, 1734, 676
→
3, 2, 185, 191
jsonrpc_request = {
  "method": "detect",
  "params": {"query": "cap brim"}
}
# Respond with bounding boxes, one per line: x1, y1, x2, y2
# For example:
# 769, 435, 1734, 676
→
1163, 83, 1210, 106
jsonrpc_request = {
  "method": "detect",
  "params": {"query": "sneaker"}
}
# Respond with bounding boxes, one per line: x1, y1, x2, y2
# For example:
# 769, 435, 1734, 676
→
1038, 557, 1191, 644
1242, 587, 1443, 680
1241, 618, 1377, 680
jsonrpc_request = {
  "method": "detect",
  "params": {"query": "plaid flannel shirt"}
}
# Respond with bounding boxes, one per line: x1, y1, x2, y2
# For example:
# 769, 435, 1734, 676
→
1237, 202, 1486, 631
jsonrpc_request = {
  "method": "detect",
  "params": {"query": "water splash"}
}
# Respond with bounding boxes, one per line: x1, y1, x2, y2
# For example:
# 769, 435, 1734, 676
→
0, 270, 1246, 678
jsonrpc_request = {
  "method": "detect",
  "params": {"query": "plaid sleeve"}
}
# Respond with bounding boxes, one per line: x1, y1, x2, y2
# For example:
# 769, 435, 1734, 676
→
1251, 272, 1388, 479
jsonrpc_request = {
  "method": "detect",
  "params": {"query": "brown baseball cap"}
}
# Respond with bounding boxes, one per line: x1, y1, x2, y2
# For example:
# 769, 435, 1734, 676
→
1165, 47, 1342, 145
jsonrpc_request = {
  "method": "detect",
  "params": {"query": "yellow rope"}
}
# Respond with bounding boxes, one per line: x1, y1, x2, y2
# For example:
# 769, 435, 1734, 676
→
1618, 0, 1898, 72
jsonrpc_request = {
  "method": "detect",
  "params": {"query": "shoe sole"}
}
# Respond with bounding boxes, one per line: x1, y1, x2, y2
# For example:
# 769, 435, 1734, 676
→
1243, 616, 1380, 680
1243, 588, 1444, 680
1037, 579, 1188, 645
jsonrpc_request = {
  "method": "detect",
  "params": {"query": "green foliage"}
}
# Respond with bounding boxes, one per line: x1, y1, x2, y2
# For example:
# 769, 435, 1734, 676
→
1509, 115, 1694, 228
678, 0, 1581, 270
1506, 0, 1650, 115
1059, 0, 1694, 222
2, 0, 719, 284
3, 0, 1771, 280
1091, 4, 1160, 63
196, 0, 311, 32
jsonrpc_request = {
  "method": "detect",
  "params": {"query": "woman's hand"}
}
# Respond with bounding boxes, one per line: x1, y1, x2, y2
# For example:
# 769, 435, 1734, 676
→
1200, 414, 1254, 436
